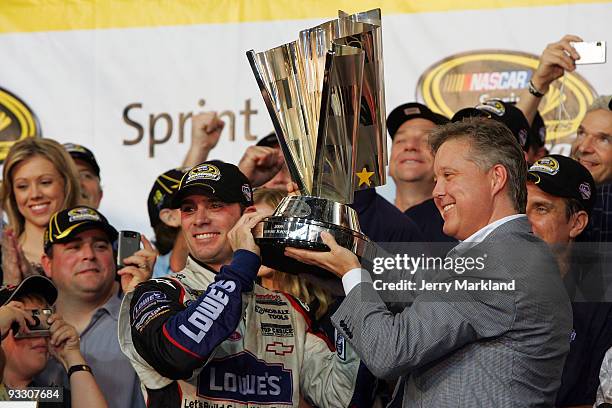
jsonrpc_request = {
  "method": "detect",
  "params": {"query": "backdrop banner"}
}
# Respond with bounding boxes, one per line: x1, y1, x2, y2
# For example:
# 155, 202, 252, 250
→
1, 0, 610, 235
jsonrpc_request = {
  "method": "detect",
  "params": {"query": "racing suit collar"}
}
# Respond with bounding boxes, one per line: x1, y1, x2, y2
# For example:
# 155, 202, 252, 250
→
183, 256, 220, 288
187, 255, 220, 275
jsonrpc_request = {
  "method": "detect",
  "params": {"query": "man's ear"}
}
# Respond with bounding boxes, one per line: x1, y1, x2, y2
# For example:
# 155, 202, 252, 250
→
159, 208, 181, 228
569, 210, 589, 239
490, 164, 509, 196
41, 253, 53, 279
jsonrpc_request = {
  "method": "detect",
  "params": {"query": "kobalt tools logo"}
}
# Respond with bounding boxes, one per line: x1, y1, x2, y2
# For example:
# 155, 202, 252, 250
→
0, 87, 41, 162
416, 50, 597, 144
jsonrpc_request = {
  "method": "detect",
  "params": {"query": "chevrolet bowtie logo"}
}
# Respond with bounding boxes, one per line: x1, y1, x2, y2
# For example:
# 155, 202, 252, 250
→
266, 341, 294, 356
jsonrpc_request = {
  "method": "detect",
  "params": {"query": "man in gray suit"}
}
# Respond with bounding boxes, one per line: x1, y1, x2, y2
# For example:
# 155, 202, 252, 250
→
286, 118, 572, 407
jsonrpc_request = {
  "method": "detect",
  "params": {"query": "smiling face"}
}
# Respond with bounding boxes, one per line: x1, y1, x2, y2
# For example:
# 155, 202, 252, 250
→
12, 155, 66, 229
432, 137, 498, 240
572, 109, 612, 185
1, 298, 50, 381
180, 195, 242, 268
389, 118, 437, 184
42, 229, 116, 301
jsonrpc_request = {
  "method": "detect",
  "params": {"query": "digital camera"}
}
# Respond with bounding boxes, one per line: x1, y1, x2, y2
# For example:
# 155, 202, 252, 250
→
13, 308, 53, 339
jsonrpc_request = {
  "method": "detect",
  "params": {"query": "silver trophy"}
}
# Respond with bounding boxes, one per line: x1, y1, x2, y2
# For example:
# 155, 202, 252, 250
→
247, 9, 387, 277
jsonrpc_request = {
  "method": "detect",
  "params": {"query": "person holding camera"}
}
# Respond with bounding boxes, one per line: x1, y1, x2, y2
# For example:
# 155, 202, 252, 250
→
516, 35, 612, 244
0, 275, 107, 407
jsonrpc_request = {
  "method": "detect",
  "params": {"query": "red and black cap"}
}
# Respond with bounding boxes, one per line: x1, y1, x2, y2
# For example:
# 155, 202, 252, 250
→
170, 160, 254, 209
0, 276, 58, 306
63, 143, 101, 178
44, 206, 118, 251
528, 155, 596, 214
147, 168, 187, 228
452, 100, 531, 151
386, 102, 449, 140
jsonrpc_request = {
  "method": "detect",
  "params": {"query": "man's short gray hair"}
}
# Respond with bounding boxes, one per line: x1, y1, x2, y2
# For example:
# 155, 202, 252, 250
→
429, 117, 528, 213
587, 95, 612, 112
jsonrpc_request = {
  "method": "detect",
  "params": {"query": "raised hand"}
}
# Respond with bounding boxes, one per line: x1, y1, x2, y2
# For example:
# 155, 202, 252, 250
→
238, 146, 285, 188
531, 34, 583, 93
227, 211, 267, 256
117, 235, 157, 293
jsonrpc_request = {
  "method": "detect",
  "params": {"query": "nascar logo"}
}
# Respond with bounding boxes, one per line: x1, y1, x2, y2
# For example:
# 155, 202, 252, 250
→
417, 50, 597, 143
443, 70, 530, 92
0, 87, 41, 162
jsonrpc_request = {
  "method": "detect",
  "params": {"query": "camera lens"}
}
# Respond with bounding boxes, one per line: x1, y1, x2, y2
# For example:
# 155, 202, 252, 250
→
597, 42, 601, 46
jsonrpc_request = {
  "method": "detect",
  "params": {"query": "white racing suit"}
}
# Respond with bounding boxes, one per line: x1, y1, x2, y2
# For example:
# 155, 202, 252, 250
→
118, 250, 375, 407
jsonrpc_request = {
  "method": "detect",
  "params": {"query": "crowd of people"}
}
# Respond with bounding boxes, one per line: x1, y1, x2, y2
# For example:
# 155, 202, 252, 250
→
0, 34, 610, 407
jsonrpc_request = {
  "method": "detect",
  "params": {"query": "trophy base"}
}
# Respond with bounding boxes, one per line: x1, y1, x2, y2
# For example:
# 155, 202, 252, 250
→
253, 196, 373, 279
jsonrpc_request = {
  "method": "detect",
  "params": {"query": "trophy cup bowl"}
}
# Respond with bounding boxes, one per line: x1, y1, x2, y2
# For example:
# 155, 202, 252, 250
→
253, 196, 373, 277
247, 9, 386, 277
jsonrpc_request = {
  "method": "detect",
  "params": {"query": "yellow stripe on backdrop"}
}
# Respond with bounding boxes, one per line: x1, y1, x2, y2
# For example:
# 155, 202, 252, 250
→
0, 0, 611, 34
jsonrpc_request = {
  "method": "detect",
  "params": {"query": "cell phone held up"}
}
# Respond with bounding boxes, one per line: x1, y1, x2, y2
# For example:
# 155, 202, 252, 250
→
13, 308, 54, 339
117, 230, 141, 269
572, 41, 607, 65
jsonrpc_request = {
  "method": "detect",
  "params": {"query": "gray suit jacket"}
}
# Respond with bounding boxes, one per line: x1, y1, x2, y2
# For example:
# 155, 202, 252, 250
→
332, 217, 572, 407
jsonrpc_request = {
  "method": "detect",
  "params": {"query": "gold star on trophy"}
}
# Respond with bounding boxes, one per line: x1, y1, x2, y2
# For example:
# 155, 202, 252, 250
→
356, 167, 375, 187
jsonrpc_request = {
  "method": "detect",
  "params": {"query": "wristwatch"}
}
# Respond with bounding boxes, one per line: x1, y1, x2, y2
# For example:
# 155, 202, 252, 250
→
68, 364, 92, 378
528, 80, 545, 98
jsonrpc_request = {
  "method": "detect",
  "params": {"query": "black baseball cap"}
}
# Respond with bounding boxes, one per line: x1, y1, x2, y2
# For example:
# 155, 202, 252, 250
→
530, 111, 547, 148
0, 276, 58, 307
147, 168, 187, 228
256, 132, 279, 148
452, 100, 531, 151
171, 160, 254, 209
63, 143, 101, 178
528, 155, 596, 214
386, 103, 449, 139
44, 206, 119, 251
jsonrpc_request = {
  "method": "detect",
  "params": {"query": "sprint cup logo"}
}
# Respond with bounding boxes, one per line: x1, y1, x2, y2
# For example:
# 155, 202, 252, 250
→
185, 163, 221, 183
0, 87, 41, 162
416, 50, 597, 143
67, 207, 101, 223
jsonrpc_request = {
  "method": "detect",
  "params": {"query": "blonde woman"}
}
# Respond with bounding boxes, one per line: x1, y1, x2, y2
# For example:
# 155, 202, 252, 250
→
1, 138, 81, 284
253, 188, 332, 320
